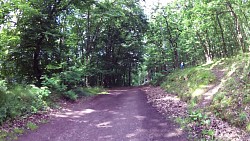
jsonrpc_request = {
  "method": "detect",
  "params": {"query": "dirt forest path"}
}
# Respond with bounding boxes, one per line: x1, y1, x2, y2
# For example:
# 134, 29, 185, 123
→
17, 88, 187, 141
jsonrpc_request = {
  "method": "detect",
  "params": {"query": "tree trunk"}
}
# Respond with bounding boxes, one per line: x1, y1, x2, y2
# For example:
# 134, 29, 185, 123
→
216, 13, 228, 57
196, 32, 212, 63
33, 34, 45, 86
227, 2, 246, 52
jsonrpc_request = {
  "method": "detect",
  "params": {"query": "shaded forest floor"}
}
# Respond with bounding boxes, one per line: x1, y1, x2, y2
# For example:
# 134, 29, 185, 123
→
152, 53, 250, 140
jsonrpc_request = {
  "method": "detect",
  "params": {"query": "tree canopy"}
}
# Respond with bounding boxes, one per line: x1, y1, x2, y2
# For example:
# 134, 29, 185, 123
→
0, 0, 249, 87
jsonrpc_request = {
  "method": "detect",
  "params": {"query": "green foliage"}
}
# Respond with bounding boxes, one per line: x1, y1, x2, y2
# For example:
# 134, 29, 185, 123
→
42, 71, 107, 100
0, 83, 50, 125
210, 54, 250, 130
161, 66, 216, 102
26, 122, 38, 131
13, 128, 24, 134
0, 0, 249, 136
42, 74, 67, 93
176, 107, 215, 140
72, 87, 107, 98
150, 73, 166, 86
0, 130, 8, 140
0, 128, 25, 141
246, 123, 250, 132
188, 109, 214, 139
64, 90, 78, 101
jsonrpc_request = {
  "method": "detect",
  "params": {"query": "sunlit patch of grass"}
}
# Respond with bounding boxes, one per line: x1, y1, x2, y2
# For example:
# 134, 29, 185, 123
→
161, 66, 216, 103
246, 123, 250, 132
83, 87, 108, 95
26, 122, 38, 131
73, 87, 107, 97
162, 53, 250, 132
13, 128, 24, 134
191, 87, 206, 98
0, 130, 8, 140
209, 53, 250, 130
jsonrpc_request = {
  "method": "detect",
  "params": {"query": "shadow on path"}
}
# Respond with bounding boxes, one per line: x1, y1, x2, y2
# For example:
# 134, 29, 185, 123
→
18, 88, 187, 141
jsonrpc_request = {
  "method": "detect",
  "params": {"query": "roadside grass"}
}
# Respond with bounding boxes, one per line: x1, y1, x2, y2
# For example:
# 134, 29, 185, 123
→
161, 66, 216, 103
0, 121, 39, 141
0, 85, 106, 141
160, 53, 250, 138
209, 54, 250, 131
73, 87, 108, 97
26, 122, 38, 131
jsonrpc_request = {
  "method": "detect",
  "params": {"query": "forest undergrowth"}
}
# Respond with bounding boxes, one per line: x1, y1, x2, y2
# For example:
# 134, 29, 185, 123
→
149, 53, 250, 140
0, 81, 106, 141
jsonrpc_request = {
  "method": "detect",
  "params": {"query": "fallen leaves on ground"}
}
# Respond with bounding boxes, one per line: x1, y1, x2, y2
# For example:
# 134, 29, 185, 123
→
142, 86, 250, 141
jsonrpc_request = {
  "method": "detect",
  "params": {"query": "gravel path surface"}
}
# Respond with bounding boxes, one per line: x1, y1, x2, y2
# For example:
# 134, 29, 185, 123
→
17, 87, 187, 141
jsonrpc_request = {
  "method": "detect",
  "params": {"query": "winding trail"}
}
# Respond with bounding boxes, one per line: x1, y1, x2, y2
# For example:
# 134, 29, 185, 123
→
198, 69, 225, 108
18, 88, 187, 141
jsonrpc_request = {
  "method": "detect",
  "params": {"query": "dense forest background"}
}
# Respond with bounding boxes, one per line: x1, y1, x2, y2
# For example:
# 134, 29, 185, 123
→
1, 0, 249, 88
0, 0, 148, 88
144, 0, 249, 84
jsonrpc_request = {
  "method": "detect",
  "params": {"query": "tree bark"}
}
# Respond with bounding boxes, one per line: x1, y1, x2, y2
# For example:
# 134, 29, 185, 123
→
226, 2, 246, 52
216, 13, 228, 57
196, 32, 212, 63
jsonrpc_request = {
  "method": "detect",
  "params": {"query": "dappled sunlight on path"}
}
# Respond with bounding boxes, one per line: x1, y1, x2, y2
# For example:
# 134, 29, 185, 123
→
198, 69, 225, 108
17, 88, 187, 141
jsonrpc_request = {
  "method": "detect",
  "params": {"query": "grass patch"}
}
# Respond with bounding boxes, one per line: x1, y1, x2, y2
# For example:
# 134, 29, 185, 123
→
210, 53, 250, 131
13, 128, 24, 134
161, 66, 216, 103
161, 53, 250, 133
0, 129, 22, 141
73, 87, 107, 97
0, 130, 8, 141
26, 122, 38, 131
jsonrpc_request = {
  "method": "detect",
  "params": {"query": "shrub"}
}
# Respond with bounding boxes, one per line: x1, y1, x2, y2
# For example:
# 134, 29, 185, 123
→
150, 73, 166, 86
42, 73, 82, 101
63, 90, 78, 101
26, 122, 38, 131
0, 84, 50, 125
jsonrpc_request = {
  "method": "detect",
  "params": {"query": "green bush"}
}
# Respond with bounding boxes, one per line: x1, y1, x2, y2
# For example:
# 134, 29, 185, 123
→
64, 90, 78, 101
0, 83, 50, 125
42, 73, 106, 101
42, 74, 67, 93
42, 72, 82, 101
150, 73, 166, 86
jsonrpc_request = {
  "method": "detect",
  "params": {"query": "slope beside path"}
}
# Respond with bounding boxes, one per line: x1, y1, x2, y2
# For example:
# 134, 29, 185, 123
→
17, 87, 187, 141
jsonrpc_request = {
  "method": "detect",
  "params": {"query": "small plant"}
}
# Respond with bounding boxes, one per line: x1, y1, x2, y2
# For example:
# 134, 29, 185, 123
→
202, 129, 215, 139
64, 90, 78, 101
189, 110, 204, 122
13, 128, 24, 134
0, 130, 8, 140
246, 123, 250, 132
0, 129, 20, 141
174, 117, 187, 129
187, 109, 214, 139
26, 122, 38, 131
